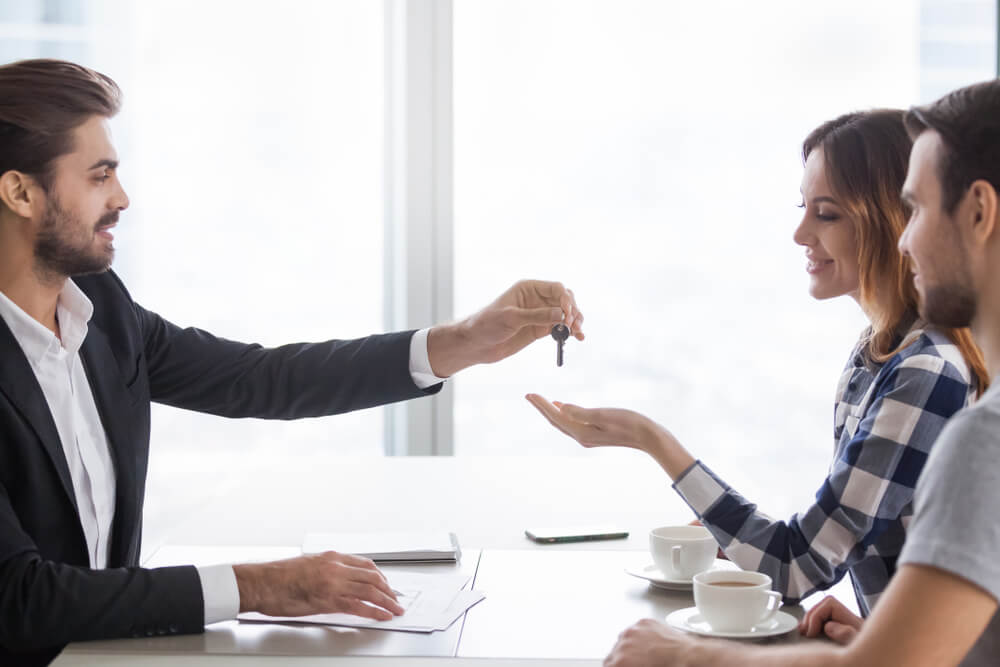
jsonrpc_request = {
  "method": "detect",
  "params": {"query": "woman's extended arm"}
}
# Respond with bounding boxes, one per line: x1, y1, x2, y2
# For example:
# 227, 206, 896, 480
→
526, 349, 970, 606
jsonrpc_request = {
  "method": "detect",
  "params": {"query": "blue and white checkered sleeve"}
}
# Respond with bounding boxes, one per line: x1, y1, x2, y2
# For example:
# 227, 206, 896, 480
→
673, 352, 969, 606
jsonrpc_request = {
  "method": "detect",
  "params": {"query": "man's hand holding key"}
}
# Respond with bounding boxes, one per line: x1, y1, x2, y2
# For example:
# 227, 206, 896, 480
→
425, 280, 584, 378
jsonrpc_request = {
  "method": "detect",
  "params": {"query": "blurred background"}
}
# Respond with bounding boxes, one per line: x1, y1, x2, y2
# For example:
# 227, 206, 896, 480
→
1, 0, 995, 547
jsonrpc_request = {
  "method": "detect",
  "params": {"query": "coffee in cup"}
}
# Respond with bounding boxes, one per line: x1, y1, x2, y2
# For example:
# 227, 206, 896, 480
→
692, 570, 783, 632
649, 525, 717, 579
709, 581, 756, 587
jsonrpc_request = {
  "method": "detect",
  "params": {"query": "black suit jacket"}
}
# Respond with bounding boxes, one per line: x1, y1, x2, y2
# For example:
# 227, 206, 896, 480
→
0, 271, 439, 665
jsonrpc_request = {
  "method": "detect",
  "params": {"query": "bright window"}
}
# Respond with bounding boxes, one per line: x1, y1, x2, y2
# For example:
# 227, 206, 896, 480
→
1, 0, 996, 538
452, 0, 997, 520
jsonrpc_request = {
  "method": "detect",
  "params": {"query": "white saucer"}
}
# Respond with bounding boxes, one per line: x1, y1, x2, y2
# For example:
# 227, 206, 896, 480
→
665, 606, 798, 639
624, 559, 738, 590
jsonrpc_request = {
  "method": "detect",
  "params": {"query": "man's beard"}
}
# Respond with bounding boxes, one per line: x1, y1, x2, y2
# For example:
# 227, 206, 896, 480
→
34, 196, 117, 280
921, 283, 977, 328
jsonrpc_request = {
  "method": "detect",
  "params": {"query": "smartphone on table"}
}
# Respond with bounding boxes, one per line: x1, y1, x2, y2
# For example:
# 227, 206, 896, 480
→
524, 526, 630, 544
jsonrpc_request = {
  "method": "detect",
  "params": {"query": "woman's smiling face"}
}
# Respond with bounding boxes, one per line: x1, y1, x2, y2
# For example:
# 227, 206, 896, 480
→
793, 148, 861, 302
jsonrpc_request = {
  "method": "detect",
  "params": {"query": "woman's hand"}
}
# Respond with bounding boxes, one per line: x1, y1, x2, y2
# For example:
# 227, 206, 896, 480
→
525, 395, 696, 479
525, 395, 652, 450
799, 595, 864, 645
688, 519, 727, 559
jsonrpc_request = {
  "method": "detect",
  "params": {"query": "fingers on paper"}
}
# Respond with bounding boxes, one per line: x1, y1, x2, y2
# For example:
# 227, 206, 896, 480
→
346, 581, 405, 616
321, 552, 396, 599
350, 564, 397, 598
343, 597, 395, 621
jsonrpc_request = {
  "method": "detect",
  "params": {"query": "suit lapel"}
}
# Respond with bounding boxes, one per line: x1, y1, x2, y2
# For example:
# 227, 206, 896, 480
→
80, 324, 137, 566
0, 316, 79, 513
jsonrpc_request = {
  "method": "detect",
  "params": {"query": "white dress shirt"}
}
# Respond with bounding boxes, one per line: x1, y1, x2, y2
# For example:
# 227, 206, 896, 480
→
0, 283, 446, 624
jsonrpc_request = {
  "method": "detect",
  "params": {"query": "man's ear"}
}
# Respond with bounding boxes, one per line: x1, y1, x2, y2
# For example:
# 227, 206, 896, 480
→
966, 179, 999, 248
0, 170, 40, 219
0, 170, 47, 220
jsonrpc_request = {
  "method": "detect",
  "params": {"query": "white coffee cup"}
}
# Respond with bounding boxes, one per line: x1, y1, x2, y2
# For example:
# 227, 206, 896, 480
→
693, 570, 783, 632
649, 525, 717, 579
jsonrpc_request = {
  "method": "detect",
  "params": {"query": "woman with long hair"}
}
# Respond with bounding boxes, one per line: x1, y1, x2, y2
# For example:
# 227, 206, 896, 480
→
528, 109, 987, 616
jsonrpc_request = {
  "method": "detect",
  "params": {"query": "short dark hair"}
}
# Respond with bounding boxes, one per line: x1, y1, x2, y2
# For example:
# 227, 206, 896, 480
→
0, 58, 121, 193
904, 79, 1000, 213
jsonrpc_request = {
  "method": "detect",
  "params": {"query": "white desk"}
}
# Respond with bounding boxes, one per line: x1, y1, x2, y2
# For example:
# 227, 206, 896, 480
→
58, 546, 809, 664
458, 550, 808, 660
53, 454, 845, 665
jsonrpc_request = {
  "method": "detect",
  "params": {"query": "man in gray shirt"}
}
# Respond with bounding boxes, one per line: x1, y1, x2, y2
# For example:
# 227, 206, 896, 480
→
896, 382, 1000, 665
601, 79, 1000, 667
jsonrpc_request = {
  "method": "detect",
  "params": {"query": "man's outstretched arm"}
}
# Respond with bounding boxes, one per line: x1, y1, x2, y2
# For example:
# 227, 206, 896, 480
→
127, 278, 583, 419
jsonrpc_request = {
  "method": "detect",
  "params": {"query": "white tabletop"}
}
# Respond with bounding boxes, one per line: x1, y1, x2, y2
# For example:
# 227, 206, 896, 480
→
58, 545, 809, 664
52, 454, 848, 665
458, 549, 807, 660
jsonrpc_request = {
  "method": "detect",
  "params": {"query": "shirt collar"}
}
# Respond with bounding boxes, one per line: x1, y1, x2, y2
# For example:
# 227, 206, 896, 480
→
56, 279, 94, 356
0, 279, 94, 364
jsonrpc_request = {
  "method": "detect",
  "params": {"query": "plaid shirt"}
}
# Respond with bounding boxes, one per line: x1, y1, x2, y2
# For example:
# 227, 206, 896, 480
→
673, 326, 975, 615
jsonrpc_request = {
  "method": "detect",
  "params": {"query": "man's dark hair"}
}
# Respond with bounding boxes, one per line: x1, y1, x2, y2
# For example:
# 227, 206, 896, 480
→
0, 58, 121, 194
904, 79, 1000, 213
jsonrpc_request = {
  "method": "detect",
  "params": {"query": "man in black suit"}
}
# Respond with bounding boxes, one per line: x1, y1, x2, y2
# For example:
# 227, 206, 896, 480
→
0, 59, 586, 666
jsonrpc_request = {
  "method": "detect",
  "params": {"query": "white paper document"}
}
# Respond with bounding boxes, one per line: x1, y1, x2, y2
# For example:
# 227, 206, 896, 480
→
238, 571, 484, 633
302, 531, 461, 563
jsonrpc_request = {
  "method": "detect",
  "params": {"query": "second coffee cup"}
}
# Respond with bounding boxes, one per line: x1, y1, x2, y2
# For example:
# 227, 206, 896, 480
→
649, 525, 717, 579
693, 569, 783, 633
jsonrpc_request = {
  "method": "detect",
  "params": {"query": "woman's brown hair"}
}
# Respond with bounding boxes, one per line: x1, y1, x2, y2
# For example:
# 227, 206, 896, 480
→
803, 109, 988, 396
0, 58, 121, 193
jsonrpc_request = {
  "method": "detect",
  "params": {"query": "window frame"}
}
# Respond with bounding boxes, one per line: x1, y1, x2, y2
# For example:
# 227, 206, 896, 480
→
383, 0, 455, 455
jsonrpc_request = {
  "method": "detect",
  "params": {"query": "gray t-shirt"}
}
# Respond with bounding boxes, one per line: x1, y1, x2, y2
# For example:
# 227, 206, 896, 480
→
898, 381, 1000, 666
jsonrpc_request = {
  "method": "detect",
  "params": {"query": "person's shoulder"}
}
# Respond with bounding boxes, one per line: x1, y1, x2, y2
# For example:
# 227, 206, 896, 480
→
887, 328, 971, 384
955, 383, 1000, 427
71, 270, 134, 307
929, 386, 1000, 461
71, 270, 143, 338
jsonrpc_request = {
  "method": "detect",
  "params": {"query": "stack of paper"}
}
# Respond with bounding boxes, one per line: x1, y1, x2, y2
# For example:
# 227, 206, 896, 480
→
238, 571, 484, 633
302, 531, 461, 563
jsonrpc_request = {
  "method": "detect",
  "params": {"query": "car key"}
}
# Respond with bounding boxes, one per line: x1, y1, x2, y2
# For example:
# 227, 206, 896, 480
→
551, 323, 570, 367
